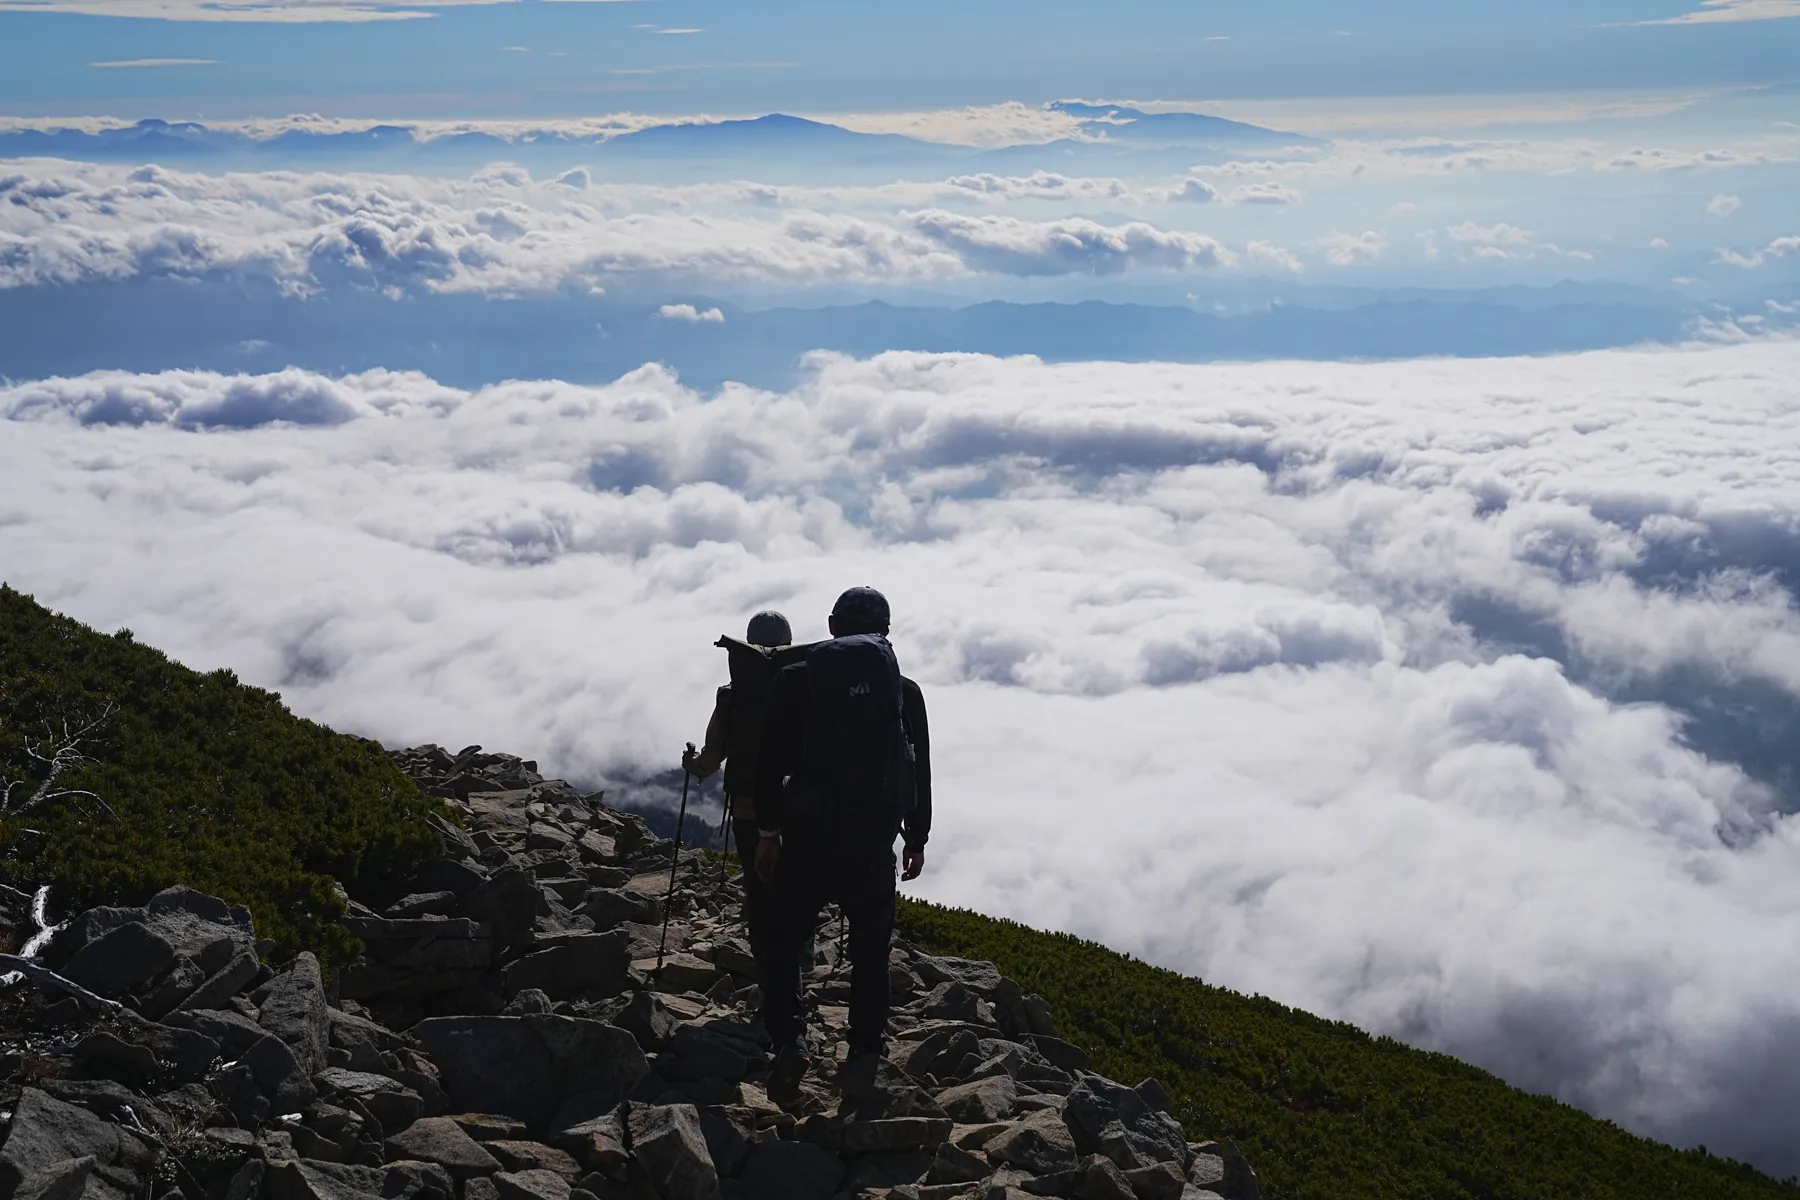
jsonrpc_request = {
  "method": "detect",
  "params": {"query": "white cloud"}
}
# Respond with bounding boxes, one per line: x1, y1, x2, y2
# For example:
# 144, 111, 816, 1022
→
1225, 181, 1303, 206
1714, 235, 1800, 269
1651, 236, 1670, 248
1162, 177, 1222, 204
1318, 229, 1386, 266
1448, 220, 1535, 246
1634, 0, 1800, 23
1244, 240, 1303, 272
10, 342, 1800, 1174
0, 0, 638, 21
1601, 146, 1785, 171
0, 161, 1230, 291
1708, 192, 1743, 216
88, 57, 219, 67
816, 101, 1092, 148
904, 210, 1232, 275
1391, 201, 1419, 214
657, 302, 723, 323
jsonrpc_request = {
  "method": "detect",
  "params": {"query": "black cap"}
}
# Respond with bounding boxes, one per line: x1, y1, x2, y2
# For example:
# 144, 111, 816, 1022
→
745, 611, 792, 648
831, 586, 891, 633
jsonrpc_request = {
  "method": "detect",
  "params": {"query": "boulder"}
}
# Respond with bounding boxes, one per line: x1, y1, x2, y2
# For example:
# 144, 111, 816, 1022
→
738, 1141, 842, 1200
1122, 1161, 1189, 1200
652, 953, 717, 995
258, 953, 331, 1075
1075, 1154, 1137, 1200
384, 1117, 502, 1179
9, 1154, 95, 1200
500, 931, 629, 999
483, 1141, 581, 1180
695, 1111, 749, 1179
313, 1068, 422, 1131
628, 1104, 720, 1200
451, 1114, 530, 1143
493, 1170, 571, 1200
935, 1074, 1017, 1124
0, 1089, 159, 1200
655, 1024, 749, 1084
913, 956, 1002, 995
61, 922, 176, 998
543, 1092, 627, 1170
138, 956, 207, 1020
180, 948, 262, 1012
985, 1109, 1078, 1175
264, 1158, 451, 1200
457, 868, 540, 954
1063, 1075, 1190, 1173
1187, 1140, 1258, 1200
411, 1015, 647, 1128
613, 991, 681, 1051
923, 1142, 990, 1185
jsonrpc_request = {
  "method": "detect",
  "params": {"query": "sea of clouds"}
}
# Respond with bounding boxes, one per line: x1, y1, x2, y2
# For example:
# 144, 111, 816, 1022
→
5, 341, 1800, 1170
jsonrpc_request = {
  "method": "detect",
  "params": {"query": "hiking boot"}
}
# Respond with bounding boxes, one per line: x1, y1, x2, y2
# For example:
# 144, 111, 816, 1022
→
767, 1035, 813, 1105
835, 1049, 883, 1103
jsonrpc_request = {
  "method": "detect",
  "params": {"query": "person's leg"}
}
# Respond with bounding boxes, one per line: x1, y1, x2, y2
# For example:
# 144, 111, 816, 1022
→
840, 850, 898, 1058
732, 816, 769, 978
762, 855, 827, 1050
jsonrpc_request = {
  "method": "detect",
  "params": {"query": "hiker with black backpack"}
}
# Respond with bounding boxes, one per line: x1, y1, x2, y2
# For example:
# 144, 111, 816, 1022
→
751, 586, 932, 1103
681, 610, 798, 993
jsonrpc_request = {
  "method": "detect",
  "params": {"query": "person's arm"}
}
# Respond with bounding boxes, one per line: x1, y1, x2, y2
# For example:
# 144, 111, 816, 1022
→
901, 678, 931, 879
684, 686, 731, 780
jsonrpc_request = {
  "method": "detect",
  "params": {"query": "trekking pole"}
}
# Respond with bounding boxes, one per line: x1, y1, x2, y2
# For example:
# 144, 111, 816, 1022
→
716, 809, 732, 886
656, 743, 696, 977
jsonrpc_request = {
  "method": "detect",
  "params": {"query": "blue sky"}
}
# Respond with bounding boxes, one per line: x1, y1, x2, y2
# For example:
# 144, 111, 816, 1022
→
2, 0, 1798, 118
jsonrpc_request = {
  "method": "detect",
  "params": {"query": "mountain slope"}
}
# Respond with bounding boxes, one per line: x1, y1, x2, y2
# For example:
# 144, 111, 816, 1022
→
0, 584, 444, 960
896, 900, 1797, 1200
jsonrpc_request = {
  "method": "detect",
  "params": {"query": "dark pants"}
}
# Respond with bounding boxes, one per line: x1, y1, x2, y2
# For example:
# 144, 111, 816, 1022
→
764, 849, 897, 1055
732, 817, 772, 977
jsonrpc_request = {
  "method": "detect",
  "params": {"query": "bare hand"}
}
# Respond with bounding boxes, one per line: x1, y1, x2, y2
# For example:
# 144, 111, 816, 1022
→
902, 846, 925, 881
756, 834, 781, 882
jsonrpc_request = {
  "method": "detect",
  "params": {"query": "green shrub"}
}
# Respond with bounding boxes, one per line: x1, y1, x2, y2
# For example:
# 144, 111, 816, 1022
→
896, 898, 1797, 1200
0, 584, 444, 962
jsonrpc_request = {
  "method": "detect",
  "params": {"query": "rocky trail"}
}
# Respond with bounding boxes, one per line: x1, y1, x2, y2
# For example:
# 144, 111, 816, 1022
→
0, 744, 1259, 1200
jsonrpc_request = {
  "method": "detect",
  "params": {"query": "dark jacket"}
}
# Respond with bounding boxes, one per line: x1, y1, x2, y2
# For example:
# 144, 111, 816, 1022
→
753, 661, 932, 851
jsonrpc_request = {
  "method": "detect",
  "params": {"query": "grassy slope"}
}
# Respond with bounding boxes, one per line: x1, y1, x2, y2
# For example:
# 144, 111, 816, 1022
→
896, 899, 1795, 1200
0, 585, 443, 961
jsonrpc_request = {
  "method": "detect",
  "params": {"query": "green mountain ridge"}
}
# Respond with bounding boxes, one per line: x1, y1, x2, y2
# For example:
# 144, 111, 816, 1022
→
0, 582, 1792, 1198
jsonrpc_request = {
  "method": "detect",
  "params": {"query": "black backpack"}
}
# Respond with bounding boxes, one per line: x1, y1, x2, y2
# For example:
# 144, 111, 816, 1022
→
796, 633, 916, 857
715, 635, 814, 799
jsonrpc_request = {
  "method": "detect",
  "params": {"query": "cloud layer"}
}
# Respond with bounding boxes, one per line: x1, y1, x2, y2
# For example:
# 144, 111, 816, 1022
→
6, 342, 1800, 1170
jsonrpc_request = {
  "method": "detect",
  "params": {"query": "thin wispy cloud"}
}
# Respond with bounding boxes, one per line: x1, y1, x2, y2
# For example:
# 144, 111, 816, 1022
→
0, 0, 641, 20
88, 56, 218, 66
1633, 0, 1800, 23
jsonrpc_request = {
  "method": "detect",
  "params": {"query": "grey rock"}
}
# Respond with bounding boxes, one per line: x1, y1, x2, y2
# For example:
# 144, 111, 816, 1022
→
324, 1007, 400, 1073
180, 948, 262, 1012
458, 868, 541, 954
655, 1024, 748, 1084
629, 1104, 719, 1200
923, 1142, 990, 1185
483, 1141, 582, 1180
1063, 1076, 1189, 1174
843, 1151, 932, 1191
7, 1155, 94, 1200
259, 953, 331, 1075
1186, 1140, 1257, 1200
494, 1170, 573, 1200
1027, 1036, 1089, 1074
836, 1118, 953, 1154
985, 1109, 1078, 1175
1134, 1079, 1173, 1115
0, 1089, 159, 1200
415, 857, 487, 898
313, 1068, 422, 1130
612, 991, 680, 1051
41, 907, 144, 972
936, 1074, 1017, 1124
265, 1158, 452, 1200
577, 889, 652, 931
695, 1112, 749, 1179
503, 989, 555, 1015
223, 1160, 265, 1200
543, 1092, 627, 1170
895, 1028, 980, 1083
738, 1141, 842, 1200
71, 1032, 159, 1083
412, 1015, 647, 1128
501, 931, 630, 999
38, 1079, 173, 1136
1122, 1161, 1187, 1200
165, 1007, 267, 1058
1072, 1154, 1136, 1200
138, 956, 207, 1020
143, 887, 252, 974
651, 953, 717, 995
913, 956, 1002, 996
387, 892, 458, 919
382, 1117, 502, 1179
61, 922, 176, 998
451, 1114, 530, 1142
